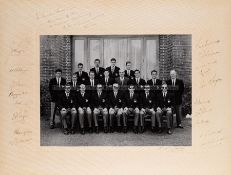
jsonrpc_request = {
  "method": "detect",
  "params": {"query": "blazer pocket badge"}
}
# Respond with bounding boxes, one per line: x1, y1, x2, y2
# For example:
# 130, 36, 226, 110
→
134, 100, 137, 103
82, 78, 85, 81
149, 100, 152, 103
168, 100, 170, 103
119, 99, 121, 102
102, 99, 105, 102
100, 74, 103, 77
86, 99, 88, 102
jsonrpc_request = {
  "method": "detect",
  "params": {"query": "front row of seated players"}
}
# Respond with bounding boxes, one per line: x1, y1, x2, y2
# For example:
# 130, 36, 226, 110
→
57, 82, 174, 135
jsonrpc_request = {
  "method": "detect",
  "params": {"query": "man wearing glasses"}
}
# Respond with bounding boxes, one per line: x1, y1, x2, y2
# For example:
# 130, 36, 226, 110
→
156, 82, 174, 135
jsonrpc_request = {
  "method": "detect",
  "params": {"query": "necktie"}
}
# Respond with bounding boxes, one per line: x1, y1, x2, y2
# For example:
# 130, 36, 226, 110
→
121, 79, 123, 85
58, 78, 60, 87
96, 68, 99, 74
130, 93, 133, 99
66, 93, 69, 98
153, 79, 156, 85
81, 93, 84, 97
105, 78, 108, 85
172, 79, 175, 86
114, 92, 117, 98
136, 78, 139, 84
73, 81, 76, 87
146, 93, 148, 98
79, 72, 82, 77
128, 70, 130, 76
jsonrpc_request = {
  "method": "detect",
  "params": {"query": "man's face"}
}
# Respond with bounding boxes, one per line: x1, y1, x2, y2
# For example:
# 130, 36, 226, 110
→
126, 63, 131, 70
78, 65, 83, 71
80, 86, 85, 92
119, 70, 125, 77
111, 60, 116, 67
89, 72, 95, 79
55, 72, 61, 78
94, 60, 100, 67
129, 89, 134, 93
151, 72, 157, 79
72, 75, 77, 82
97, 86, 103, 92
170, 71, 176, 79
145, 89, 150, 93
135, 71, 140, 78
113, 86, 119, 92
162, 84, 168, 93
104, 71, 109, 77
65, 85, 71, 93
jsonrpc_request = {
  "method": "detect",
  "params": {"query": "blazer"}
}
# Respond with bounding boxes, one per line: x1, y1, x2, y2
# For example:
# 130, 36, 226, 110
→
70, 80, 81, 94
49, 77, 66, 102
140, 92, 157, 109
100, 77, 114, 94
76, 91, 92, 108
92, 91, 108, 108
156, 91, 174, 109
108, 91, 125, 108
115, 77, 129, 86
106, 66, 120, 79
90, 67, 105, 80
166, 79, 184, 105
75, 71, 89, 84
57, 91, 75, 109
128, 78, 146, 86
124, 93, 140, 109
85, 78, 100, 94
147, 79, 162, 86
124, 70, 135, 79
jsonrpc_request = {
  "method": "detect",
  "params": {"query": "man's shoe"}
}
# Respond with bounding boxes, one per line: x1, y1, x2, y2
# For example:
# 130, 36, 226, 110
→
63, 129, 69, 135
158, 128, 163, 133
89, 127, 93, 133
167, 129, 172, 135
117, 126, 122, 133
176, 124, 184, 129
109, 127, 114, 133
139, 126, 144, 133
133, 126, 138, 134
80, 128, 85, 135
104, 127, 108, 133
95, 126, 99, 134
70, 128, 75, 134
50, 124, 54, 129
123, 126, 127, 133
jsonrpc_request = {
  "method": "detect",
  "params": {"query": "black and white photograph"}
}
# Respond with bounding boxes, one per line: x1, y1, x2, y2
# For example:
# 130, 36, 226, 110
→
40, 35, 192, 146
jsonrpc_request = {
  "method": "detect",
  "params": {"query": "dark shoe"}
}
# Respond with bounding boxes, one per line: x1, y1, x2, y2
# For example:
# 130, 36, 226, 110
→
176, 124, 184, 129
117, 126, 122, 133
158, 128, 163, 133
167, 129, 172, 135
89, 127, 93, 133
70, 128, 75, 134
123, 126, 127, 133
63, 128, 69, 135
109, 127, 114, 133
139, 126, 144, 133
95, 126, 99, 134
104, 127, 108, 133
133, 126, 138, 134
50, 124, 54, 129
151, 127, 155, 133
80, 128, 85, 135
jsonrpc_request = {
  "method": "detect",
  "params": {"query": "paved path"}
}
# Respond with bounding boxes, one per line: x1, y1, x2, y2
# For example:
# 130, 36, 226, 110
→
41, 117, 191, 146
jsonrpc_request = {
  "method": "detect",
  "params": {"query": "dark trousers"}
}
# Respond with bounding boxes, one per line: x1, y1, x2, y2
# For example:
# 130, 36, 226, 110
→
175, 104, 182, 125
50, 102, 58, 125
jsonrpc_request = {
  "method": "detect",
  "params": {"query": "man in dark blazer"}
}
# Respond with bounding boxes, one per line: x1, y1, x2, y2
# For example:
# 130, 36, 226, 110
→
124, 61, 135, 80
92, 84, 109, 133
48, 69, 66, 129
74, 63, 89, 84
85, 71, 100, 94
115, 69, 129, 92
90, 59, 105, 80
156, 82, 174, 134
57, 83, 76, 135
128, 69, 146, 94
106, 58, 120, 79
108, 83, 125, 133
76, 84, 92, 134
123, 85, 140, 133
70, 73, 80, 94
100, 70, 114, 94
140, 85, 160, 133
166, 70, 184, 129
147, 70, 162, 95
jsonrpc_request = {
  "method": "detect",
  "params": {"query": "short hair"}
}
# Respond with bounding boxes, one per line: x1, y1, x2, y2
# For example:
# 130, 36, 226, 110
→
151, 70, 158, 74
55, 69, 62, 73
78, 63, 83, 67
134, 69, 140, 73
89, 71, 95, 75
170, 69, 177, 74
96, 84, 103, 88
72, 73, 77, 77
65, 82, 71, 86
126, 61, 131, 65
111, 58, 116, 62
162, 81, 167, 86
94, 59, 100, 62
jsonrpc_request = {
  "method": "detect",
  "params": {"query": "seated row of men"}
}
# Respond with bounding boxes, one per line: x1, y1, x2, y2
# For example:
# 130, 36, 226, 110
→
57, 82, 174, 135
49, 58, 185, 135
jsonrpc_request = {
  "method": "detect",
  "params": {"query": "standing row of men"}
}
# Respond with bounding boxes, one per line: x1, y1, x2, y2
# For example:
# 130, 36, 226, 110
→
49, 58, 184, 135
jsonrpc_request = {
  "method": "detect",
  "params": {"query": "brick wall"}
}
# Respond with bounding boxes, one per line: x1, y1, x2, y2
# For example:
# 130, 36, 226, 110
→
40, 35, 72, 117
40, 35, 192, 118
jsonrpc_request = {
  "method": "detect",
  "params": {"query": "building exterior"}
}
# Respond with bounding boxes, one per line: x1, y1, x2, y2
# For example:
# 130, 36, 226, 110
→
40, 35, 191, 117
